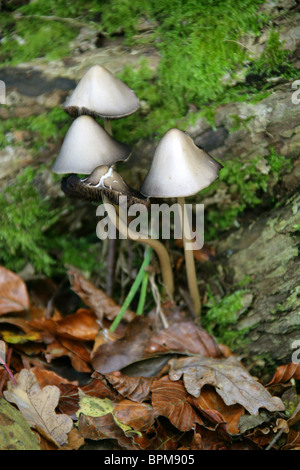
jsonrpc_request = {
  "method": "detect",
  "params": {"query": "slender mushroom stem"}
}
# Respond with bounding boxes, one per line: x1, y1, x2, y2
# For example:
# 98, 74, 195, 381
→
102, 196, 174, 299
103, 117, 116, 295
104, 118, 112, 136
177, 197, 201, 318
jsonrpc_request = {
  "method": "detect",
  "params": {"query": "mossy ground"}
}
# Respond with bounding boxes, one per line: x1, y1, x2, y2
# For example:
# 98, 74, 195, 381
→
0, 0, 297, 337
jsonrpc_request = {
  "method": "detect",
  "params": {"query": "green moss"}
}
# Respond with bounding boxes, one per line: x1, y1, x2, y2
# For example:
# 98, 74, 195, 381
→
202, 288, 251, 349
202, 148, 292, 240
0, 107, 70, 151
248, 28, 297, 80
0, 167, 59, 274
0, 17, 78, 65
0, 167, 103, 275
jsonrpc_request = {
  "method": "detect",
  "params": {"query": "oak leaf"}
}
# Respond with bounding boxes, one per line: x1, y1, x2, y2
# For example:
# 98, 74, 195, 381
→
168, 356, 285, 415
4, 369, 73, 447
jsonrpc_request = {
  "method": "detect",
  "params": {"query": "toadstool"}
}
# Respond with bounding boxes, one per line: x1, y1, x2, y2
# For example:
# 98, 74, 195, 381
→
52, 115, 130, 175
140, 128, 222, 318
62, 64, 140, 135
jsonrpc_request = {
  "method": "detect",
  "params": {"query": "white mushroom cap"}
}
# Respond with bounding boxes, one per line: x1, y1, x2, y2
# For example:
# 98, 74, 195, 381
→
63, 65, 140, 119
52, 115, 130, 174
140, 128, 223, 198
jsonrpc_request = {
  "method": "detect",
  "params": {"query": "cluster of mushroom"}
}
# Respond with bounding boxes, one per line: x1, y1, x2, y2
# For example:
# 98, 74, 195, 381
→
52, 65, 222, 319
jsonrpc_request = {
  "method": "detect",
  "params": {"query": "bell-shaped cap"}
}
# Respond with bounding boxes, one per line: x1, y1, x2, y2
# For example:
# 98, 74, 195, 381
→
52, 115, 130, 174
61, 165, 149, 208
63, 65, 140, 119
140, 128, 223, 198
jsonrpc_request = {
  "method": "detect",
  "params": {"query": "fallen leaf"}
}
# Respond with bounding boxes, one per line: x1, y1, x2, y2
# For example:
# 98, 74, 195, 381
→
150, 375, 204, 431
113, 399, 155, 432
168, 355, 286, 415
37, 427, 85, 451
77, 412, 139, 450
92, 315, 156, 373
266, 362, 300, 386
188, 385, 245, 434
4, 369, 73, 447
148, 420, 184, 450
45, 338, 91, 372
0, 266, 30, 314
76, 394, 142, 448
144, 321, 221, 357
0, 340, 6, 362
68, 268, 135, 323
0, 397, 40, 450
28, 308, 99, 341
282, 429, 300, 450
105, 372, 154, 402
1, 329, 43, 344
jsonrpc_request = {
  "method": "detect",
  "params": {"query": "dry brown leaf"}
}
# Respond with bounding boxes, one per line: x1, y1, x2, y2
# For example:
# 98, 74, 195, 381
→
113, 399, 155, 432
148, 420, 184, 450
45, 338, 91, 373
68, 268, 135, 323
168, 355, 286, 416
28, 309, 99, 341
144, 321, 221, 357
266, 362, 300, 386
92, 315, 156, 373
105, 372, 154, 402
77, 413, 139, 450
187, 385, 245, 434
4, 369, 73, 447
0, 266, 30, 315
150, 375, 204, 431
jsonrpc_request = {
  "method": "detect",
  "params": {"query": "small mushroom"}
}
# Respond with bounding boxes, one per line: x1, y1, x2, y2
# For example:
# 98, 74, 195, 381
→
61, 165, 174, 298
140, 128, 222, 317
61, 65, 140, 296
52, 115, 130, 175
63, 64, 140, 135
62, 165, 150, 208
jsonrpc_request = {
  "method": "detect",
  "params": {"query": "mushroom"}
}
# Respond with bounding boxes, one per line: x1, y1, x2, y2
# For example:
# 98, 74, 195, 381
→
140, 128, 222, 317
62, 64, 140, 135
61, 165, 174, 299
62, 64, 140, 296
61, 165, 150, 208
52, 115, 130, 175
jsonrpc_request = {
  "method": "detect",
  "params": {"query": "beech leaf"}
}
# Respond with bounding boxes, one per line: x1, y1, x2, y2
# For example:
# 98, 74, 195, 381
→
0, 266, 30, 314
68, 268, 135, 323
168, 356, 286, 415
150, 375, 204, 431
266, 362, 300, 386
4, 369, 73, 447
144, 321, 221, 357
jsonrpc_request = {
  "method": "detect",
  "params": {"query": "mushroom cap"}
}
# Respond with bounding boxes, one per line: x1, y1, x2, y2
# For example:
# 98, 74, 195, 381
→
63, 65, 140, 119
61, 165, 149, 208
140, 128, 223, 198
52, 115, 130, 174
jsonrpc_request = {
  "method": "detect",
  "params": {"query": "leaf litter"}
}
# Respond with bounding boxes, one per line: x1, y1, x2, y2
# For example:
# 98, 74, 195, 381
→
0, 265, 299, 450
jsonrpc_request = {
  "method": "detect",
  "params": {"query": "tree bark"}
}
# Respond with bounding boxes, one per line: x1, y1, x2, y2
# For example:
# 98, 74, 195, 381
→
204, 190, 300, 365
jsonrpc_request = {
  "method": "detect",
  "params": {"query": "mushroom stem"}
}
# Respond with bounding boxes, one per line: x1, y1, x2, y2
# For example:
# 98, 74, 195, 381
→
177, 196, 201, 318
102, 196, 174, 299
104, 118, 112, 136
